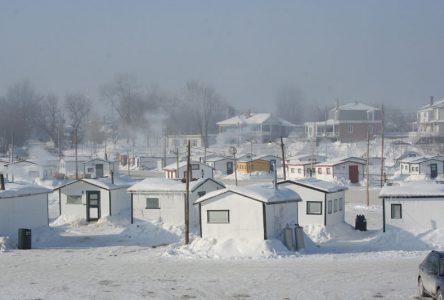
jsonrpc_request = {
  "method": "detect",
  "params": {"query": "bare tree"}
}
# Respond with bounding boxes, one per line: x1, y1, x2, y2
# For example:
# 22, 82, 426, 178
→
38, 94, 64, 147
185, 80, 226, 147
65, 93, 92, 143
275, 86, 305, 124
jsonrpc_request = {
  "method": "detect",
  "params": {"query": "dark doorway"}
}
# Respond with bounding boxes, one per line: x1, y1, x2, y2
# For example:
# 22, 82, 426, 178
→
86, 191, 101, 221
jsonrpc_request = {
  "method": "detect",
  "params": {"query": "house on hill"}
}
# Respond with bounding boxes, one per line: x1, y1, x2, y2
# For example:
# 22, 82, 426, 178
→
278, 179, 347, 226
195, 184, 301, 243
216, 112, 295, 143
398, 156, 444, 179
414, 97, 444, 144
128, 177, 225, 228
305, 101, 383, 142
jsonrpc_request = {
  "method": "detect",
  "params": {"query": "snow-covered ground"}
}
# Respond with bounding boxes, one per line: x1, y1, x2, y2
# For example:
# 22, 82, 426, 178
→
0, 139, 439, 299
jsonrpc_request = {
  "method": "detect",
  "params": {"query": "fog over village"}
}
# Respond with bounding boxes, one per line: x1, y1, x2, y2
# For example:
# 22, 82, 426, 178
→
1, 1, 444, 300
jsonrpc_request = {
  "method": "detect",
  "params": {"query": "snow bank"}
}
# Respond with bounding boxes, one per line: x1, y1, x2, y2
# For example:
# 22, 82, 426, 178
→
0, 237, 12, 252
166, 237, 293, 259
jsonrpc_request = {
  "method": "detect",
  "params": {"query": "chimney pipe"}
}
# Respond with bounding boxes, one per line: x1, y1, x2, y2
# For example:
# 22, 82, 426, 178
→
111, 170, 114, 184
0, 174, 5, 191
431, 96, 434, 106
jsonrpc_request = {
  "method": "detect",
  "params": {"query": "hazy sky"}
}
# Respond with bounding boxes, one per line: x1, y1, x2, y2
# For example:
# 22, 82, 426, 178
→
1, 0, 443, 113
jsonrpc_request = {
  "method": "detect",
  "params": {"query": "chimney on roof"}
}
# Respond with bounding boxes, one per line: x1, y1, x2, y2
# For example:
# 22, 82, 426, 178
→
431, 96, 434, 106
0, 174, 5, 191
110, 170, 114, 184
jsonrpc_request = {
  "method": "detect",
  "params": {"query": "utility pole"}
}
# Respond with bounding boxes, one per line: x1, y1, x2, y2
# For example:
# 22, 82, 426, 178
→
366, 128, 370, 207
185, 140, 191, 245
281, 136, 286, 180
380, 104, 385, 187
127, 150, 130, 177
11, 133, 14, 183
75, 128, 78, 179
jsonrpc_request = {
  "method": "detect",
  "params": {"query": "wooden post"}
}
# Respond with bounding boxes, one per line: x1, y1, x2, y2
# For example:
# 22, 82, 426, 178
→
176, 147, 179, 179
380, 104, 385, 187
281, 136, 286, 180
234, 152, 238, 186
185, 140, 191, 245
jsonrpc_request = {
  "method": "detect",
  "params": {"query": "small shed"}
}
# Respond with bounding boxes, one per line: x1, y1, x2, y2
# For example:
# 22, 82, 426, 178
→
128, 178, 225, 228
59, 155, 91, 178
82, 158, 116, 179
0, 182, 51, 237
399, 156, 444, 179
315, 157, 365, 183
163, 161, 214, 180
53, 178, 133, 222
205, 156, 236, 176
379, 182, 444, 233
195, 184, 301, 242
136, 156, 175, 170
278, 178, 347, 226
286, 161, 317, 180
4, 160, 43, 181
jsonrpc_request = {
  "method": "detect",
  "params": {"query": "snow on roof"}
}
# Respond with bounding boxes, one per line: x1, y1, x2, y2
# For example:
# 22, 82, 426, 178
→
82, 158, 115, 164
127, 177, 224, 193
0, 182, 51, 199
205, 156, 233, 162
400, 156, 443, 164
336, 102, 379, 111
317, 157, 365, 166
286, 160, 315, 166
379, 182, 444, 198
54, 178, 134, 191
279, 178, 348, 193
4, 160, 39, 167
195, 184, 301, 204
217, 113, 295, 127
419, 99, 444, 110
163, 160, 213, 171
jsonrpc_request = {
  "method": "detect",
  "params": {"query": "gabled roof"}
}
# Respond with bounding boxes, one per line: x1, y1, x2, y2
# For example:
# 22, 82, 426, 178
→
335, 102, 379, 112
53, 178, 133, 191
163, 160, 214, 171
379, 182, 444, 198
400, 156, 443, 164
127, 177, 225, 193
278, 178, 347, 193
82, 158, 115, 165
195, 184, 301, 204
316, 157, 365, 167
4, 160, 40, 167
0, 183, 51, 199
205, 156, 234, 162
419, 99, 444, 110
217, 113, 295, 127
286, 160, 316, 166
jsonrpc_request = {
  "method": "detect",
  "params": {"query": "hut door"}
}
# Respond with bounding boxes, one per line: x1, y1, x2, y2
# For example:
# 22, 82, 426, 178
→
95, 164, 104, 178
349, 165, 359, 183
86, 191, 101, 221
431, 163, 438, 179
226, 161, 233, 175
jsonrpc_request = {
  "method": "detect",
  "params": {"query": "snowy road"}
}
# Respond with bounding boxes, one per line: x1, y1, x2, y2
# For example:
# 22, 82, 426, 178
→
0, 246, 425, 300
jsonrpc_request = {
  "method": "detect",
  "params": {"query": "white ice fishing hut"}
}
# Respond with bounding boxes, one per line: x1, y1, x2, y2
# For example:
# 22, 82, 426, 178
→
278, 178, 347, 226
128, 177, 225, 228
195, 184, 301, 241
0, 182, 51, 237
53, 178, 132, 222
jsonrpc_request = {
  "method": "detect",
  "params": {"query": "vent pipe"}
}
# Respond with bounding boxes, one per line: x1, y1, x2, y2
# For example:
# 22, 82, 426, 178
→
431, 96, 434, 106
110, 170, 114, 184
0, 174, 5, 191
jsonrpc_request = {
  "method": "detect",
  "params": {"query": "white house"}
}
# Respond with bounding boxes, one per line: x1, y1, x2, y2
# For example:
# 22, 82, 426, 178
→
399, 156, 444, 179
82, 158, 116, 179
163, 161, 214, 180
204, 156, 235, 176
53, 178, 133, 222
136, 156, 176, 170
59, 155, 91, 178
287, 154, 327, 163
314, 157, 365, 184
0, 182, 51, 237
278, 178, 347, 226
128, 178, 225, 228
194, 184, 301, 243
379, 182, 444, 233
414, 97, 444, 144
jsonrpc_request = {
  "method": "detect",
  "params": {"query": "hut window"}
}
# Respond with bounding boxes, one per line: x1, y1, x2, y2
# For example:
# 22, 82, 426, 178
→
318, 168, 322, 174
87, 167, 94, 173
146, 198, 160, 209
297, 168, 301, 174
306, 201, 322, 215
334, 199, 338, 212
391, 204, 402, 219
197, 191, 206, 197
191, 164, 200, 170
207, 210, 229, 223
326, 168, 331, 175
339, 198, 343, 211
328, 200, 332, 214
67, 195, 82, 204
291, 168, 295, 173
